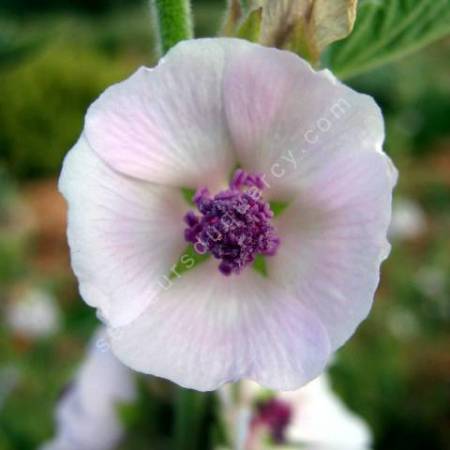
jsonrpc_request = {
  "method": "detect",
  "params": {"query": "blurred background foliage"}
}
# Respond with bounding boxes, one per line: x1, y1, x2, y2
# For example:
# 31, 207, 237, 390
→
0, 1, 449, 449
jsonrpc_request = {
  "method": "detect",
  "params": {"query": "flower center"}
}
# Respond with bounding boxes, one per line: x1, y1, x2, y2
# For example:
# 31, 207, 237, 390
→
184, 169, 280, 276
252, 398, 292, 444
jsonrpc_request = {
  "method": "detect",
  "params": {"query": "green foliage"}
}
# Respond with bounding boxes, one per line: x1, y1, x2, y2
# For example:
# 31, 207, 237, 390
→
173, 389, 214, 450
0, 169, 29, 284
0, 313, 95, 449
347, 42, 450, 156
330, 0, 450, 79
193, 1, 224, 37
0, 44, 131, 179
0, 233, 27, 285
0, 23, 46, 69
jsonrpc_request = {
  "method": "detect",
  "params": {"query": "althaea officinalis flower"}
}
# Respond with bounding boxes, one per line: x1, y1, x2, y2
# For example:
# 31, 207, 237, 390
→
59, 38, 397, 391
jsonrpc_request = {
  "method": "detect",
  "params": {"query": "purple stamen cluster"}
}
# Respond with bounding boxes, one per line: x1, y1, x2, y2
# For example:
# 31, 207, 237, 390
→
252, 397, 292, 444
184, 169, 280, 276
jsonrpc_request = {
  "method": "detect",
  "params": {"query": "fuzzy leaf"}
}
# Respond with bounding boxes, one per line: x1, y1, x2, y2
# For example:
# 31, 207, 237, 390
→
330, 0, 450, 79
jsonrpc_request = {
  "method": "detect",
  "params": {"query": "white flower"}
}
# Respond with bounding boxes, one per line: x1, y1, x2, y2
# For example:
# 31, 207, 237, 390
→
221, 374, 372, 450
280, 375, 372, 449
60, 38, 397, 391
41, 328, 136, 450
388, 197, 426, 241
5, 288, 61, 339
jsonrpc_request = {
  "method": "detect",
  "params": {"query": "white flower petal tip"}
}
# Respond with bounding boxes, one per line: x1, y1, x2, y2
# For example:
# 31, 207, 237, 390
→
40, 328, 136, 450
61, 38, 397, 391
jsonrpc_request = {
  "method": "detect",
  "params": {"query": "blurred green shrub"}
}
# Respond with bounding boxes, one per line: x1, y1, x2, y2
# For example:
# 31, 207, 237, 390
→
0, 22, 45, 69
0, 44, 131, 178
0, 167, 30, 284
347, 40, 450, 157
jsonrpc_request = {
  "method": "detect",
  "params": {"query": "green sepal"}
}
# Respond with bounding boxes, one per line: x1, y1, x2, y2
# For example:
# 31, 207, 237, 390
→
237, 7, 263, 42
169, 244, 210, 280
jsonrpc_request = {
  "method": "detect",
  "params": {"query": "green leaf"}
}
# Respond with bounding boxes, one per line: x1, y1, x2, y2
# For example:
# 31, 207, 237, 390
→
330, 0, 450, 79
237, 6, 263, 41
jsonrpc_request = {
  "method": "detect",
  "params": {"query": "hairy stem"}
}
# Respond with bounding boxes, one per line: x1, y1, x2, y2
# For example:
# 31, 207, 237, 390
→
153, 0, 193, 55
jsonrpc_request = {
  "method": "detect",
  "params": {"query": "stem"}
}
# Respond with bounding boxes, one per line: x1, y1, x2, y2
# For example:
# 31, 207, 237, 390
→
153, 0, 193, 55
173, 388, 210, 450
231, 381, 251, 450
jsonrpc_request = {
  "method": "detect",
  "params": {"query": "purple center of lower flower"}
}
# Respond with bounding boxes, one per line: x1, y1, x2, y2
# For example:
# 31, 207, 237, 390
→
252, 397, 292, 444
183, 169, 280, 276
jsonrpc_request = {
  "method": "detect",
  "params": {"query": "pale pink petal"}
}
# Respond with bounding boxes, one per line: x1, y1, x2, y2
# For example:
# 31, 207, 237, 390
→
108, 261, 331, 391
223, 44, 384, 199
268, 149, 397, 348
223, 42, 396, 351
59, 136, 187, 327
76, 328, 136, 416
84, 39, 252, 189
42, 328, 136, 450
